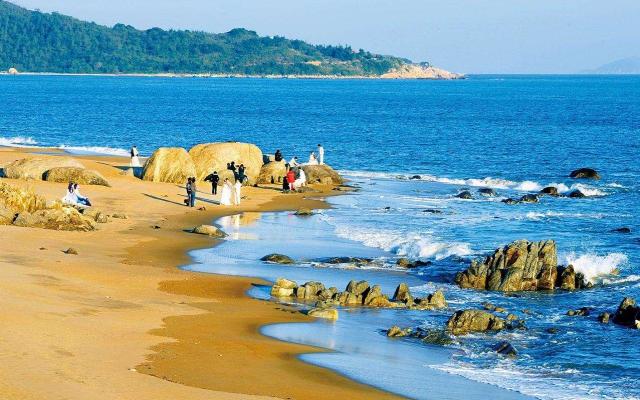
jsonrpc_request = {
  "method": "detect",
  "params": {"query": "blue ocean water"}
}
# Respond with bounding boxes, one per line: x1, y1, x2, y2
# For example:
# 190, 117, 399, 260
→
1, 75, 639, 399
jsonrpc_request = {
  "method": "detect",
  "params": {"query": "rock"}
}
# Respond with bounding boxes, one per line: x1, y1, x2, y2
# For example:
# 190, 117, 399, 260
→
381, 64, 464, 80
409, 175, 421, 180
43, 167, 110, 186
494, 307, 507, 313
569, 168, 600, 180
455, 240, 558, 292
495, 341, 518, 357
478, 188, 497, 197
0, 182, 47, 215
387, 325, 413, 337
307, 307, 338, 320
540, 186, 559, 196
0, 206, 16, 224
519, 194, 539, 203
414, 289, 447, 309
392, 283, 413, 304
324, 257, 372, 265
192, 225, 227, 238
189, 142, 263, 185
346, 280, 370, 296
418, 329, 454, 345
612, 227, 631, 234
63, 247, 78, 255
141, 147, 197, 184
501, 198, 519, 205
612, 297, 640, 329
568, 190, 586, 198
446, 310, 505, 335
396, 258, 431, 268
270, 278, 298, 297
301, 164, 344, 185
3, 156, 84, 180
335, 291, 361, 306
566, 310, 576, 316
506, 314, 518, 321
546, 327, 559, 334
363, 285, 389, 307
257, 161, 288, 184
567, 307, 591, 317
483, 302, 496, 311
598, 312, 610, 324
13, 207, 96, 231
557, 265, 591, 290
261, 253, 295, 264
301, 281, 326, 299
274, 278, 298, 290
422, 209, 443, 214
83, 209, 109, 223
294, 208, 314, 216
110, 213, 128, 219
456, 191, 473, 199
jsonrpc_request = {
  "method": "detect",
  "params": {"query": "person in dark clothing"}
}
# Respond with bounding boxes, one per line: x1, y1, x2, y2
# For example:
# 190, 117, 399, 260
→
274, 149, 283, 162
282, 176, 290, 192
185, 177, 196, 207
227, 161, 236, 172
204, 171, 220, 194
237, 164, 246, 183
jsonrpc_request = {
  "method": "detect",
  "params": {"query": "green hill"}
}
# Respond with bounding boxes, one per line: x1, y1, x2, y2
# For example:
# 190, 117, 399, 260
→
0, 0, 413, 76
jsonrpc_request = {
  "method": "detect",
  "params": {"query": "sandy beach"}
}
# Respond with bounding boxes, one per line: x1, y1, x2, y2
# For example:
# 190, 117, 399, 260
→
0, 147, 400, 400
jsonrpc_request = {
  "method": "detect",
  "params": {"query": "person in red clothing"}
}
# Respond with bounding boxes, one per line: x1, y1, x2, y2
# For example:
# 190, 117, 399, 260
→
286, 168, 296, 191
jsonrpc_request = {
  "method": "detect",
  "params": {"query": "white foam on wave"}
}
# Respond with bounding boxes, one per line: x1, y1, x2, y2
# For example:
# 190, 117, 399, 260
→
332, 224, 472, 260
562, 252, 628, 283
58, 145, 131, 157
523, 211, 606, 221
0, 136, 38, 146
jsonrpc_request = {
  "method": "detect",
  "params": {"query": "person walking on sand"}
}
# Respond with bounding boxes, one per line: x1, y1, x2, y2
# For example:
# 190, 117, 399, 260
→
185, 177, 196, 207
286, 168, 296, 191
234, 179, 242, 205
317, 144, 324, 165
204, 171, 219, 195
220, 178, 233, 205
130, 145, 141, 167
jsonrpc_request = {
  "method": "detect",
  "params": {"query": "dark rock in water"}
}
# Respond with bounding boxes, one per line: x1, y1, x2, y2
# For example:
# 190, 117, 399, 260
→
456, 191, 473, 199
409, 175, 422, 180
501, 198, 519, 205
612, 297, 640, 329
422, 209, 443, 214
455, 240, 559, 292
294, 208, 314, 216
540, 186, 559, 196
482, 302, 496, 311
446, 309, 505, 335
478, 188, 497, 197
568, 190, 586, 198
494, 306, 507, 313
557, 265, 592, 290
567, 307, 591, 316
495, 341, 518, 357
519, 194, 539, 203
396, 258, 431, 269
570, 168, 600, 180
611, 227, 631, 234
418, 328, 454, 345
598, 312, 610, 324
383, 206, 391, 211
261, 253, 295, 264
546, 327, 559, 334
323, 257, 373, 265
392, 283, 414, 304
387, 325, 413, 337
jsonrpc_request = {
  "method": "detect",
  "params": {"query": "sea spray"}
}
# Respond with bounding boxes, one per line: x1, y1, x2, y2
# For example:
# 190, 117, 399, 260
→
563, 252, 628, 283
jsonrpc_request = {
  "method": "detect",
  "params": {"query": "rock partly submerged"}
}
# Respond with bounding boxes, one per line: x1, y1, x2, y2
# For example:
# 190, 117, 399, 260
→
261, 254, 296, 264
301, 164, 344, 185
569, 168, 600, 180
192, 224, 227, 238
446, 309, 506, 335
455, 240, 592, 292
612, 297, 640, 329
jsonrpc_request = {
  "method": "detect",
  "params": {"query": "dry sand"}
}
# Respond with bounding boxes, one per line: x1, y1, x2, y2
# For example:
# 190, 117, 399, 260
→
0, 148, 400, 399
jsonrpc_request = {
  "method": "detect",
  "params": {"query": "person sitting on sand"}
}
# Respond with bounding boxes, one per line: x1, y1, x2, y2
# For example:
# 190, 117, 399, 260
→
204, 171, 219, 195
286, 168, 296, 191
220, 178, 233, 206
63, 183, 92, 207
307, 152, 318, 165
130, 145, 141, 167
274, 149, 283, 162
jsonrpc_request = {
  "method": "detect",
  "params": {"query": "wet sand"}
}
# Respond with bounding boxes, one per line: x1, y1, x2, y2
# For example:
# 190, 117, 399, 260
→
0, 147, 400, 399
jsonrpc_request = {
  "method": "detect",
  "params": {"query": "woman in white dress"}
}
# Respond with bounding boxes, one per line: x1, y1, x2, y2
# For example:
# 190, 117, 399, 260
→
308, 152, 319, 165
294, 167, 306, 188
233, 179, 242, 205
219, 178, 233, 206
130, 146, 141, 167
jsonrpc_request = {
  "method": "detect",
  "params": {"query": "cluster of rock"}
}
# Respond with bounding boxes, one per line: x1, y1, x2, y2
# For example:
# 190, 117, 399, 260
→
270, 278, 447, 319
612, 297, 640, 329
3, 156, 110, 186
140, 142, 343, 186
386, 326, 454, 345
455, 240, 592, 292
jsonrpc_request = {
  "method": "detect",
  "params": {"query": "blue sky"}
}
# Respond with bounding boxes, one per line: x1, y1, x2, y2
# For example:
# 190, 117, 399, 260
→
12, 0, 640, 74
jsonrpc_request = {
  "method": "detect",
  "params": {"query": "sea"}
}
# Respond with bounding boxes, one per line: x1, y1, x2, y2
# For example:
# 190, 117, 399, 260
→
1, 74, 639, 399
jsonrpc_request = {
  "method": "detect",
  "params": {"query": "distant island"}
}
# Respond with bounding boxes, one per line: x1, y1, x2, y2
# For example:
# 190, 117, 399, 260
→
0, 0, 461, 79
586, 57, 640, 75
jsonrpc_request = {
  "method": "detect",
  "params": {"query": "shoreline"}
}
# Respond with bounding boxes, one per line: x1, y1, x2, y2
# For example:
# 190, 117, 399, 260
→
0, 147, 401, 399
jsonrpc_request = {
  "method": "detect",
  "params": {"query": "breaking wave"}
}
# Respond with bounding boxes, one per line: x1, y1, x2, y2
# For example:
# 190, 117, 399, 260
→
0, 136, 38, 146
562, 252, 629, 283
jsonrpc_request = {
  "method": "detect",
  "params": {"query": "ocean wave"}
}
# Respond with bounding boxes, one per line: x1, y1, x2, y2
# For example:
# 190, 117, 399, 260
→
522, 211, 606, 221
562, 252, 628, 283
332, 224, 471, 260
0, 136, 39, 146
58, 145, 131, 157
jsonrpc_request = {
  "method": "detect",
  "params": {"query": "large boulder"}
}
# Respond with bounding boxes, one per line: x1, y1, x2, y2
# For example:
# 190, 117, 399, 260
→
257, 161, 288, 185
3, 156, 84, 180
446, 310, 505, 335
569, 168, 600, 180
0, 206, 16, 224
43, 167, 110, 186
141, 147, 196, 184
13, 207, 96, 231
0, 182, 47, 214
612, 297, 640, 329
455, 240, 558, 292
301, 165, 343, 185
189, 142, 263, 185
192, 225, 227, 238
307, 307, 338, 320
415, 290, 447, 310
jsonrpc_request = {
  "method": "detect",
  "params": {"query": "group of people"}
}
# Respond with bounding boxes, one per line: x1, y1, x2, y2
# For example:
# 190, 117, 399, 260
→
284, 166, 306, 192
186, 164, 245, 208
62, 182, 92, 207
284, 144, 325, 168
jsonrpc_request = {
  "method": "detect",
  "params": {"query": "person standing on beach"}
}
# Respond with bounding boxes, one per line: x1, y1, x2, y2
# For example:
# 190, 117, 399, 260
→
186, 177, 196, 207
237, 164, 246, 184
130, 145, 141, 167
220, 178, 232, 205
317, 144, 324, 165
204, 171, 219, 195
233, 179, 242, 205
286, 168, 296, 191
